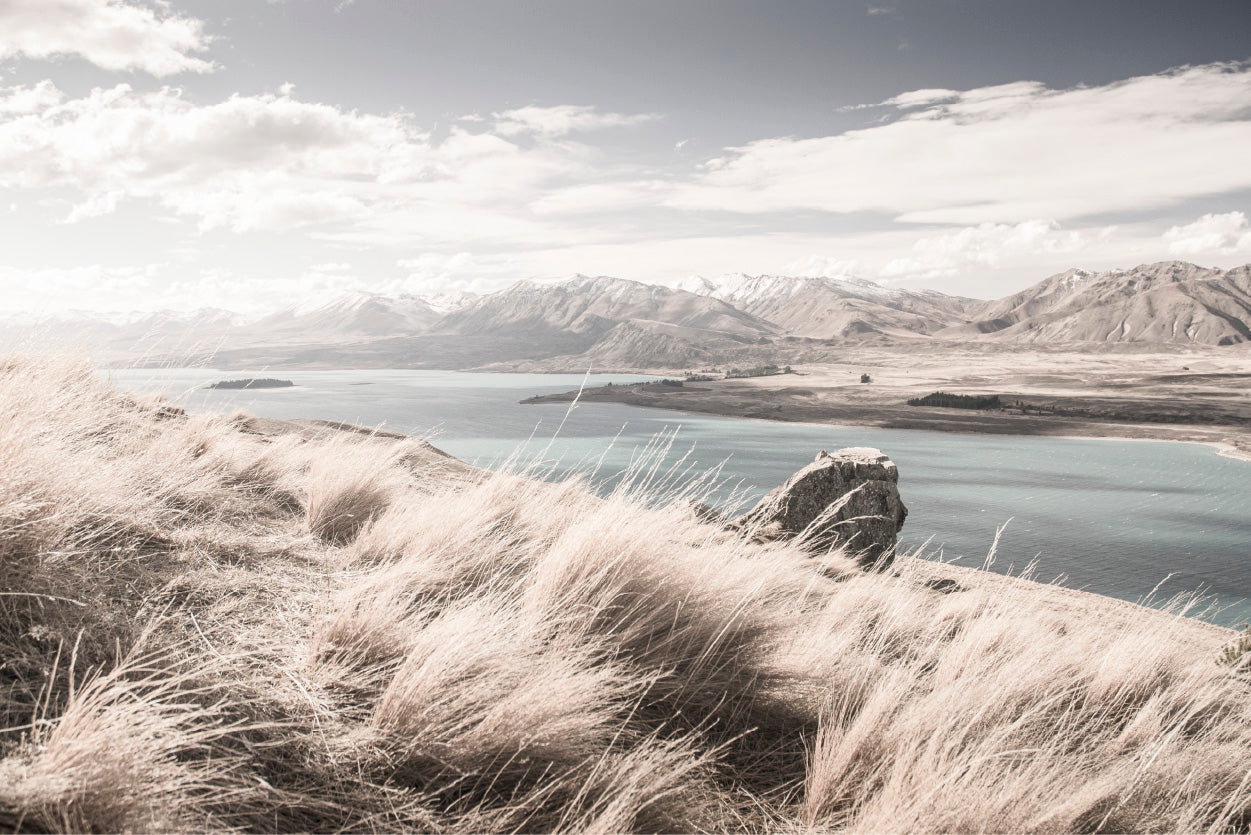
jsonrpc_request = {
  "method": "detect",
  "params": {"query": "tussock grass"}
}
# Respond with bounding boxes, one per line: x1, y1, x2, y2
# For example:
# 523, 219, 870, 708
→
305, 442, 404, 545
0, 640, 254, 833
2, 353, 1250, 833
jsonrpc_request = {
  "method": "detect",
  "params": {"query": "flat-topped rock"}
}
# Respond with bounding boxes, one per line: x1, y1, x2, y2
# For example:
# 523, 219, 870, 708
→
734, 447, 907, 568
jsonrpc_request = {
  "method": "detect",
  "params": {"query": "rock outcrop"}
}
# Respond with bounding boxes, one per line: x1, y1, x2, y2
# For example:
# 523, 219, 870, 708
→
734, 447, 907, 568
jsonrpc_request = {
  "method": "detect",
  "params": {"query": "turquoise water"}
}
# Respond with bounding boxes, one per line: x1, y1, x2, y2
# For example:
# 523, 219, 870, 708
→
109, 368, 1251, 627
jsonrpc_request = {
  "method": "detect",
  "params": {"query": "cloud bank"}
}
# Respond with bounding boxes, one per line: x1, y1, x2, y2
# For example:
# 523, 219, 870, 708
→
1, 54, 1250, 312
1164, 211, 1251, 255
492, 105, 661, 138
0, 83, 612, 241
0, 0, 214, 76
668, 62, 1251, 225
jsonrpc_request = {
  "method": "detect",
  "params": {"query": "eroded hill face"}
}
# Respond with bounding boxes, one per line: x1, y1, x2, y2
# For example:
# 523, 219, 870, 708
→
11, 261, 1251, 369
951, 262, 1251, 345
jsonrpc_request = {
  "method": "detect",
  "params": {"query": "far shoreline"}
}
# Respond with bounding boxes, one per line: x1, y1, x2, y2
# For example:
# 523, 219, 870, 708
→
107, 361, 1251, 463
522, 380, 1251, 464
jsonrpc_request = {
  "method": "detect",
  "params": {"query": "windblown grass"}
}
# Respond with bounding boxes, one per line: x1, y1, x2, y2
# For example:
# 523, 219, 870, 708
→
1, 353, 1249, 833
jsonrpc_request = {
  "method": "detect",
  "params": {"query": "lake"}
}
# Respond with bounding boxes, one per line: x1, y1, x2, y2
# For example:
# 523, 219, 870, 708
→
108, 368, 1251, 627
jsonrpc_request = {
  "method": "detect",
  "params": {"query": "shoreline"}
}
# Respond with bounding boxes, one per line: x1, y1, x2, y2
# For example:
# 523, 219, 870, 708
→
523, 382, 1251, 463
109, 362, 1251, 463
1016, 430, 1251, 463
1051, 435, 1251, 463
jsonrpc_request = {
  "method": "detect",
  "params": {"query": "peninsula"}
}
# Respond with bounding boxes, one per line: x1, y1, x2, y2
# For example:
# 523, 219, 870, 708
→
522, 343, 1251, 461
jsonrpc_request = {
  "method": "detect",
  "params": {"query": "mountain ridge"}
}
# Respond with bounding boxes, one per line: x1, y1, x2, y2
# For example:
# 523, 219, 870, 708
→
10, 261, 1251, 369
948, 261, 1251, 345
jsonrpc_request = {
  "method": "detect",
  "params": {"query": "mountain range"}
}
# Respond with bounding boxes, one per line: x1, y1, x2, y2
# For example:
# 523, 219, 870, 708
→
953, 261, 1251, 345
7, 260, 1250, 370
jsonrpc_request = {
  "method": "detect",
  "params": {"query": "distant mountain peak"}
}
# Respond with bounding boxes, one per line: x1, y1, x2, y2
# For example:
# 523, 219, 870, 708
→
671, 272, 973, 339
683, 272, 925, 303
955, 260, 1251, 345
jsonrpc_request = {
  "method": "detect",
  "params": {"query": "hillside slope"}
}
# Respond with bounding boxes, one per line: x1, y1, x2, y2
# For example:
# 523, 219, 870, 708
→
951, 261, 1251, 344
237, 293, 443, 345
437, 274, 776, 339
1, 354, 1249, 833
0, 309, 241, 361
684, 274, 973, 338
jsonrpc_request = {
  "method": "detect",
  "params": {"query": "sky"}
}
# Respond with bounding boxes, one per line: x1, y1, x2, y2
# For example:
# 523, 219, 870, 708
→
2, 0, 1251, 316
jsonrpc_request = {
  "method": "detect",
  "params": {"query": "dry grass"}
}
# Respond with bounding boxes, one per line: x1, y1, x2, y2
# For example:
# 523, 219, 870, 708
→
1, 353, 1250, 833
305, 442, 404, 545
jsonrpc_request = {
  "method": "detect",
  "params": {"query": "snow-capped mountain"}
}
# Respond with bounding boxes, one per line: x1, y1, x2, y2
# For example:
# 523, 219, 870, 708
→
678, 273, 974, 338
242, 292, 443, 345
419, 289, 479, 315
437, 274, 777, 341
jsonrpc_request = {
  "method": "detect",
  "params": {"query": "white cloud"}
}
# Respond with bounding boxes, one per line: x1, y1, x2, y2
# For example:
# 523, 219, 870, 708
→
1163, 211, 1251, 255
880, 220, 1106, 279
0, 83, 414, 230
394, 251, 519, 296
880, 88, 960, 108
529, 181, 669, 216
397, 251, 473, 276
0, 262, 165, 314
0, 258, 463, 317
492, 105, 660, 137
668, 62, 1251, 224
306, 260, 355, 274
62, 188, 125, 223
840, 88, 959, 112
783, 255, 864, 278
0, 80, 63, 115
0, 0, 214, 76
0, 83, 605, 244
2, 59, 1249, 313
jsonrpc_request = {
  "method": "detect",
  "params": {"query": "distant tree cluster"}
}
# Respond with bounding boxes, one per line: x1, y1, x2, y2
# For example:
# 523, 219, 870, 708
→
907, 391, 1002, 410
683, 366, 792, 382
726, 364, 786, 379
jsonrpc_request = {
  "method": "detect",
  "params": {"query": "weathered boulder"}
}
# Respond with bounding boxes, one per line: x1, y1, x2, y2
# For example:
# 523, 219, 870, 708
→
733, 447, 907, 568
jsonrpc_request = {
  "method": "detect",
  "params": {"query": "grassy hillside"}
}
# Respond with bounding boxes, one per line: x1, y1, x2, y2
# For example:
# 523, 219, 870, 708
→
1, 355, 1249, 833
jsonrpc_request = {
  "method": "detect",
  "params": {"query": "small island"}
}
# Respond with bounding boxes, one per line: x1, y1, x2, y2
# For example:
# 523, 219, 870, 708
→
205, 378, 295, 390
